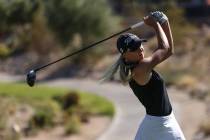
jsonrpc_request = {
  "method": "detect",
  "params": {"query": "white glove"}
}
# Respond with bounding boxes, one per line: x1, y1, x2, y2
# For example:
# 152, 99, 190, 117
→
150, 11, 168, 24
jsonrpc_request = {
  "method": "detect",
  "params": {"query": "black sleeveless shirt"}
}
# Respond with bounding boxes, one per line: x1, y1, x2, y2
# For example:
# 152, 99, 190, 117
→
129, 70, 172, 116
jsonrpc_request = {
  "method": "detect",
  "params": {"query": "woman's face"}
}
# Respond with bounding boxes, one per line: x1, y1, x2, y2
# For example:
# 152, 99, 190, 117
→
123, 45, 144, 62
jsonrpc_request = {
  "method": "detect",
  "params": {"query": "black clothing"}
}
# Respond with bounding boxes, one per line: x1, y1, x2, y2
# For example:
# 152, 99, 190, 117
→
129, 70, 172, 116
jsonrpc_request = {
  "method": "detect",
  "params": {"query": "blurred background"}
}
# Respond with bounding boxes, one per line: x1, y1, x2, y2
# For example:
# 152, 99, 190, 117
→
0, 0, 210, 140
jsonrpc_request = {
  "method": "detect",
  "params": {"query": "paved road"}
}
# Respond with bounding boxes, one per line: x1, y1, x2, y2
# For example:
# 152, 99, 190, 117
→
0, 74, 206, 140
41, 78, 206, 140
42, 79, 144, 140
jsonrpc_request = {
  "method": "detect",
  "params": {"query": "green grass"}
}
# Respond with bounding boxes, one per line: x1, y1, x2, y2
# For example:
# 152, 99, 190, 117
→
0, 82, 114, 117
80, 93, 114, 117
0, 82, 69, 100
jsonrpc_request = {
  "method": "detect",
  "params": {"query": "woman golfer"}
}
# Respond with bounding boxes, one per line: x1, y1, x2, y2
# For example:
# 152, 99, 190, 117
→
101, 11, 186, 140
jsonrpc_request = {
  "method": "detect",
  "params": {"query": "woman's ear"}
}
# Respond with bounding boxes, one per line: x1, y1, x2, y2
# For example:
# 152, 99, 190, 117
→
122, 53, 129, 60
123, 52, 133, 58
123, 52, 133, 62
121, 53, 127, 62
122, 53, 126, 58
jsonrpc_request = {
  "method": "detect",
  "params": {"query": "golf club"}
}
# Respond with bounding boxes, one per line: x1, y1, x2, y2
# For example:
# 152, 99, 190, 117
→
26, 21, 144, 87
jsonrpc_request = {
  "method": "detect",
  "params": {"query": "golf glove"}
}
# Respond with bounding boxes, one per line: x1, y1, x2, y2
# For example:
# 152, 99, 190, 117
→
150, 11, 168, 24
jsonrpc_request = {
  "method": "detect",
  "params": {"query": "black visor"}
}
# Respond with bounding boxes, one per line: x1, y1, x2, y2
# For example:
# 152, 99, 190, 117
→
117, 33, 147, 54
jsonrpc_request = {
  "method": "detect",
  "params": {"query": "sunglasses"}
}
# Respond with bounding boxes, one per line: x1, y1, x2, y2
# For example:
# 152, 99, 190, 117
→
127, 45, 144, 52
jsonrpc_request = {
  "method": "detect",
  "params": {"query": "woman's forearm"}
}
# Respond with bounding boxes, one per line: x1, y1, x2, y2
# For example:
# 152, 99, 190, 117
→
153, 22, 169, 51
160, 21, 174, 54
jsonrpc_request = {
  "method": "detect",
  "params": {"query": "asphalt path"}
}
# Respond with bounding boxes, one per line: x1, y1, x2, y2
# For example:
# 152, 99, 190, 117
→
0, 74, 206, 140
42, 79, 144, 140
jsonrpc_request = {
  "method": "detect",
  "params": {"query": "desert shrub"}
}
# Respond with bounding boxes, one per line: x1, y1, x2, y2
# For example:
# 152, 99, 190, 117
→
53, 91, 80, 110
31, 110, 53, 128
53, 92, 90, 123
154, 3, 198, 47
158, 68, 184, 86
0, 43, 10, 58
200, 120, 210, 136
2, 130, 21, 140
204, 34, 210, 47
174, 74, 198, 89
42, 0, 120, 66
43, 0, 119, 45
64, 105, 90, 123
80, 93, 115, 117
30, 100, 60, 128
0, 0, 39, 31
129, 1, 198, 46
75, 105, 90, 123
0, 114, 6, 131
0, 83, 115, 138
0, 0, 120, 63
64, 115, 81, 135
0, 97, 21, 140
62, 92, 80, 110
0, 121, 6, 132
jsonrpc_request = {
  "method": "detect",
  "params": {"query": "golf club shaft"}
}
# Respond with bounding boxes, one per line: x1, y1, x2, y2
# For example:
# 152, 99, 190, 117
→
34, 21, 144, 72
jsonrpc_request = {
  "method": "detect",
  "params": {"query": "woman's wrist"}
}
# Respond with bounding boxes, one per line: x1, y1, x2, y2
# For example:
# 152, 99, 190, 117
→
152, 22, 161, 31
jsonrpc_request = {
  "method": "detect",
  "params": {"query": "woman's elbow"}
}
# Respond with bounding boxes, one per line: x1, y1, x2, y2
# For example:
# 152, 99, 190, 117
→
167, 48, 174, 57
165, 42, 174, 56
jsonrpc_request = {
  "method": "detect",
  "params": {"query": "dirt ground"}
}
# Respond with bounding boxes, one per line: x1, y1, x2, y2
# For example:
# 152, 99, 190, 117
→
0, 73, 209, 140
168, 87, 208, 140
22, 116, 111, 140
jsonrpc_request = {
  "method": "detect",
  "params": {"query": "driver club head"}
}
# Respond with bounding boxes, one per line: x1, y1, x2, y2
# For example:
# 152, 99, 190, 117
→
26, 70, 36, 87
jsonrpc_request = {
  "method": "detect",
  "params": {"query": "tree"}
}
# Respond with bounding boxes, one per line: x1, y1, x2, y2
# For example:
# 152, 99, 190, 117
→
0, 0, 40, 58
0, 0, 39, 31
43, 0, 119, 45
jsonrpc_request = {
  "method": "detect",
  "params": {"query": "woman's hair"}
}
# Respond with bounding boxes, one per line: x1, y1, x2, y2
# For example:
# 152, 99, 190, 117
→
100, 33, 145, 84
100, 55, 132, 84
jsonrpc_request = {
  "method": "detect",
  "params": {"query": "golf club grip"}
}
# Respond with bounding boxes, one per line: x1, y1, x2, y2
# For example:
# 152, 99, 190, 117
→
34, 27, 131, 72
131, 21, 144, 29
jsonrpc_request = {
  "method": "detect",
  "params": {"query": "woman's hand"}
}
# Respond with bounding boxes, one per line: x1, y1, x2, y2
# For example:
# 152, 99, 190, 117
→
150, 11, 168, 25
143, 15, 158, 28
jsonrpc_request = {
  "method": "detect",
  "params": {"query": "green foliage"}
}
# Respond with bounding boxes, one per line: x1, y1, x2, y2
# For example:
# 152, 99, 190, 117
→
5, 0, 39, 25
53, 92, 80, 110
31, 104, 54, 128
136, 1, 197, 45
138, 0, 174, 5
0, 83, 69, 100
0, 0, 120, 61
31, 110, 53, 128
0, 0, 39, 31
163, 5, 197, 45
176, 0, 191, 3
43, 0, 119, 45
53, 92, 90, 123
80, 93, 115, 117
30, 100, 61, 128
0, 43, 10, 58
0, 83, 115, 117
158, 67, 186, 86
0, 0, 40, 56
0, 97, 20, 140
0, 83, 114, 138
204, 34, 210, 47
200, 119, 210, 136
0, 98, 9, 131
64, 115, 80, 135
